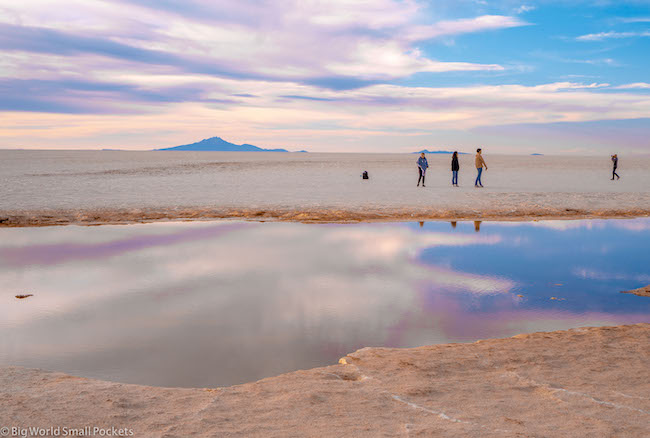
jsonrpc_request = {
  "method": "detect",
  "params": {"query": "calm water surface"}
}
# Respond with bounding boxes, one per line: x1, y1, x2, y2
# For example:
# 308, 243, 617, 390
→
1, 219, 649, 388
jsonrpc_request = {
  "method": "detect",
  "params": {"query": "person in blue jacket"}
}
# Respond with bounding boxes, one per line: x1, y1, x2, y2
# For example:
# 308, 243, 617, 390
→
417, 153, 428, 187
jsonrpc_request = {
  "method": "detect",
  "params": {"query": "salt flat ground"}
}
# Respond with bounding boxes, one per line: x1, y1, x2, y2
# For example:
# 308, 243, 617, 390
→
2, 324, 648, 437
1, 151, 649, 223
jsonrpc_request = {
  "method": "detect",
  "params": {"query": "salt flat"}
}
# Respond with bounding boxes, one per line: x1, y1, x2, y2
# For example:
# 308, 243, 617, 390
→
2, 324, 648, 437
1, 151, 649, 225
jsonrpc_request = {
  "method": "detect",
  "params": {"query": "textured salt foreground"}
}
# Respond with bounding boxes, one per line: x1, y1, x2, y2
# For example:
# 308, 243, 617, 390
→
2, 151, 650, 226
2, 324, 648, 437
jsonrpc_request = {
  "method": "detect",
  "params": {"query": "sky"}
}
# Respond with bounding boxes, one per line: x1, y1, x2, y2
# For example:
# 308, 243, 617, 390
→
1, 0, 649, 154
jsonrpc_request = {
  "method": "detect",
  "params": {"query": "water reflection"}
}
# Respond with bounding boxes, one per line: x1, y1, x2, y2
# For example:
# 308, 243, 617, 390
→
1, 219, 649, 388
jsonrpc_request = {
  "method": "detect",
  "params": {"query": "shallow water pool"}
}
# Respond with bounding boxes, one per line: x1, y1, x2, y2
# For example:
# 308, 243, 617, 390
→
1, 219, 649, 387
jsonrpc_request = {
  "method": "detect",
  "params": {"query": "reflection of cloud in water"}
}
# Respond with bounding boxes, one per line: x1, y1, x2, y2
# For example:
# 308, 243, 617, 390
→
2, 221, 649, 387
613, 219, 650, 232
489, 217, 650, 232
1, 222, 520, 386
0, 223, 512, 328
388, 290, 650, 348
0, 222, 249, 268
572, 267, 650, 283
324, 227, 502, 259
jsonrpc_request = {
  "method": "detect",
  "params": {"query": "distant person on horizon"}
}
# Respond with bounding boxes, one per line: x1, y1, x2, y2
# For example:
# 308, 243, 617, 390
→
451, 151, 460, 187
417, 152, 428, 187
611, 154, 620, 180
475, 148, 488, 188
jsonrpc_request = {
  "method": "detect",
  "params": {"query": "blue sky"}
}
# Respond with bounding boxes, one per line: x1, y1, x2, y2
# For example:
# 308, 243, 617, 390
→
0, 0, 649, 153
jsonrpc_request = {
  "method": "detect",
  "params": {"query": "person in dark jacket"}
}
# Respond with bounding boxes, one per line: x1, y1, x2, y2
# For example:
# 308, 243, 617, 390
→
451, 151, 459, 186
417, 153, 428, 187
611, 154, 620, 180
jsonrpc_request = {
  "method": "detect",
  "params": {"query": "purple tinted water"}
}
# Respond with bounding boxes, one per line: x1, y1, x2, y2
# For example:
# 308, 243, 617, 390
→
1, 219, 649, 387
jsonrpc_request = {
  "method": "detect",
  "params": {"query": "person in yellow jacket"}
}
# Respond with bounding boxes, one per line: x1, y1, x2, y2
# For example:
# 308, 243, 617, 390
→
475, 148, 488, 187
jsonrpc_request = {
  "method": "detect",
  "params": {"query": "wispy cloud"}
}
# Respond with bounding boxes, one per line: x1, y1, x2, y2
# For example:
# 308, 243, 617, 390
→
515, 5, 536, 14
0, 1, 532, 120
613, 82, 650, 89
404, 15, 527, 41
2, 78, 649, 150
0, 2, 525, 87
618, 17, 650, 24
577, 30, 650, 41
526, 50, 619, 67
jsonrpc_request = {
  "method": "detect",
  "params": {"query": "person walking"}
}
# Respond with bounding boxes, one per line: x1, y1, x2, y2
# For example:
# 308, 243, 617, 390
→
475, 148, 487, 187
417, 152, 428, 187
451, 151, 460, 186
611, 154, 620, 180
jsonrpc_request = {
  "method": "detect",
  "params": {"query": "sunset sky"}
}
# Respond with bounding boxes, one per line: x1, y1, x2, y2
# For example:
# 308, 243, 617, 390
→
1, 0, 649, 153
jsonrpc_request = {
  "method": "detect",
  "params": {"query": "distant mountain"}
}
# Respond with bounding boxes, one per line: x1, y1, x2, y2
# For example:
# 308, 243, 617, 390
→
155, 136, 290, 152
414, 150, 469, 154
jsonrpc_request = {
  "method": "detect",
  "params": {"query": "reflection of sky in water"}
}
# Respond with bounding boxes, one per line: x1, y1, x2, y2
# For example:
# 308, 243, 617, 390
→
411, 220, 650, 315
1, 219, 649, 388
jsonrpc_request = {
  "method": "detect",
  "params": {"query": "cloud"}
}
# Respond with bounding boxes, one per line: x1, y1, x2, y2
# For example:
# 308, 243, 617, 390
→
2, 78, 650, 150
403, 15, 527, 41
576, 30, 650, 41
0, 22, 263, 82
614, 82, 650, 89
515, 5, 536, 14
0, 0, 649, 151
0, 77, 219, 114
0, 2, 524, 88
0, 2, 529, 120
324, 42, 504, 80
618, 17, 650, 23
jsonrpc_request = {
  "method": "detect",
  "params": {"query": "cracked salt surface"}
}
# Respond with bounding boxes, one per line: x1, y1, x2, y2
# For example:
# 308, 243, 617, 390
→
503, 371, 650, 416
391, 395, 467, 424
